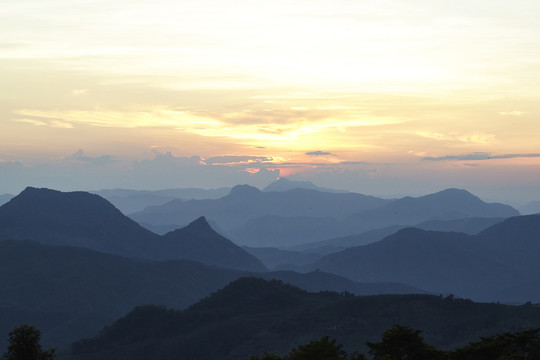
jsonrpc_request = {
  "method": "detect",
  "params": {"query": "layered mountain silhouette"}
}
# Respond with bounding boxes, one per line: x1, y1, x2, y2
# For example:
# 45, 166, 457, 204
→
130, 184, 391, 235
64, 277, 540, 360
262, 177, 347, 193
131, 186, 517, 246
342, 188, 518, 232
0, 187, 264, 272
228, 188, 516, 247
0, 240, 421, 348
93, 187, 230, 214
290, 217, 505, 255
310, 214, 540, 303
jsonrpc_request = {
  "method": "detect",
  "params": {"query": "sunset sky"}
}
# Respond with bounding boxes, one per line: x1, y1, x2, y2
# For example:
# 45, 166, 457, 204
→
1, 0, 539, 203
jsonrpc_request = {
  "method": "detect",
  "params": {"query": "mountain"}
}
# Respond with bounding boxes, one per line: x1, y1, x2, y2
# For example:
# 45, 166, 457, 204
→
263, 177, 347, 193
310, 215, 540, 303
63, 278, 540, 360
343, 188, 519, 233
0, 240, 422, 349
93, 187, 230, 214
160, 216, 264, 271
0, 187, 264, 272
290, 217, 505, 255
133, 187, 516, 249
242, 246, 323, 270
227, 215, 345, 247
130, 185, 390, 232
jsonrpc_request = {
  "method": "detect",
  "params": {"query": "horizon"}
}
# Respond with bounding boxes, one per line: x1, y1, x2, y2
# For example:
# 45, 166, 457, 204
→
1, 0, 539, 204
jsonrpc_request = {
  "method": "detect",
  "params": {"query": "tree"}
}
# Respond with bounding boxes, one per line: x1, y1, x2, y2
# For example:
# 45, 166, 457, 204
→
366, 325, 445, 360
2, 324, 56, 360
288, 336, 365, 360
449, 328, 540, 360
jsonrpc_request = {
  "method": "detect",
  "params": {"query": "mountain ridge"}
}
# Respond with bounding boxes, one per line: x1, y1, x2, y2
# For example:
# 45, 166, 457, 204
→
0, 187, 265, 272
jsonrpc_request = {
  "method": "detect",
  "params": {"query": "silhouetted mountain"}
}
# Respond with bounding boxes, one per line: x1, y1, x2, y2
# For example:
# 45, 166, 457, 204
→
227, 215, 345, 247
130, 185, 390, 231
64, 278, 540, 360
93, 187, 231, 214
161, 216, 265, 271
291, 217, 505, 255
343, 188, 518, 233
290, 225, 405, 254
134, 187, 516, 248
0, 240, 422, 349
0, 187, 264, 272
263, 178, 347, 193
0, 193, 13, 206
0, 239, 244, 348
416, 216, 505, 234
242, 246, 324, 269
311, 215, 540, 303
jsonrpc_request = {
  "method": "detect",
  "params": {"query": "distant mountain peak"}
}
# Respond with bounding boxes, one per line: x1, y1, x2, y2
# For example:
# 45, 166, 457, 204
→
185, 216, 212, 232
263, 178, 346, 193
430, 188, 476, 198
228, 184, 261, 197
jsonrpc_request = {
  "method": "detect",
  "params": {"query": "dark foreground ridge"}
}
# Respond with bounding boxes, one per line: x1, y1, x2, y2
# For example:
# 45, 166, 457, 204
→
62, 277, 540, 360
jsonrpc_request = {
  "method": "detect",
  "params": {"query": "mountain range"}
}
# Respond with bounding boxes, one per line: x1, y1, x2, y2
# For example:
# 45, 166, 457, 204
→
310, 214, 540, 303
60, 277, 540, 360
92, 187, 231, 214
0, 240, 421, 348
131, 186, 518, 247
0, 187, 264, 272
129, 184, 390, 232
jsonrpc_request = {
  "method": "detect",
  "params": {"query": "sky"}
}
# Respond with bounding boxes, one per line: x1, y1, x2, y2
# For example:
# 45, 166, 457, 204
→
1, 0, 539, 204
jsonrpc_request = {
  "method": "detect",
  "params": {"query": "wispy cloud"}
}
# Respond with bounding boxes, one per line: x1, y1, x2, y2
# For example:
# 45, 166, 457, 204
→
305, 151, 336, 157
416, 131, 495, 144
422, 152, 540, 161
204, 155, 274, 165
64, 149, 116, 165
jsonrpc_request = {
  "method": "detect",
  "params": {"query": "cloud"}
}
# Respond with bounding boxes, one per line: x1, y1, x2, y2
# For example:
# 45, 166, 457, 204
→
204, 155, 274, 165
64, 149, 116, 165
422, 152, 540, 161
13, 115, 73, 129
416, 131, 495, 144
305, 151, 336, 156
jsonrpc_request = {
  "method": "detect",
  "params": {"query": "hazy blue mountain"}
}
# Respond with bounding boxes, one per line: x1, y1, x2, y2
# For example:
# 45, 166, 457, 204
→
63, 278, 540, 360
0, 240, 422, 349
263, 177, 347, 193
130, 185, 390, 231
133, 187, 515, 249
416, 216, 505, 234
242, 246, 323, 270
0, 193, 13, 206
160, 216, 265, 271
291, 217, 505, 255
310, 215, 540, 303
0, 187, 264, 272
227, 215, 345, 247
228, 213, 508, 251
289, 225, 405, 254
343, 188, 519, 233
519, 200, 540, 215
93, 187, 230, 214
